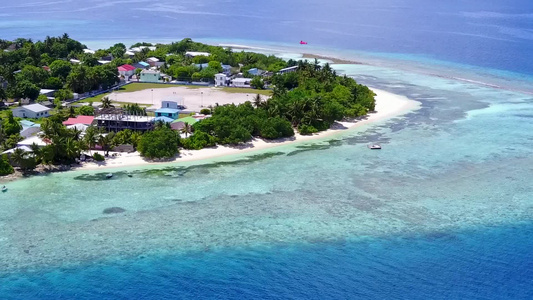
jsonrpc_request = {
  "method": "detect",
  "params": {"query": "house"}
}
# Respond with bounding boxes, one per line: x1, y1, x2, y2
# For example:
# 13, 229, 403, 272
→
12, 103, 51, 119
231, 78, 251, 88
83, 49, 96, 54
95, 114, 154, 132
140, 69, 161, 83
155, 100, 181, 119
215, 73, 228, 87
247, 68, 264, 76
146, 57, 162, 67
117, 64, 137, 79
133, 61, 150, 69
69, 59, 81, 64
63, 116, 95, 126
39, 89, 56, 97
66, 124, 89, 132
2, 145, 32, 155
278, 66, 298, 74
185, 51, 210, 58
17, 135, 48, 147
221, 64, 232, 73
20, 120, 41, 138
195, 63, 209, 69
154, 116, 174, 123
170, 116, 198, 131
40, 100, 55, 108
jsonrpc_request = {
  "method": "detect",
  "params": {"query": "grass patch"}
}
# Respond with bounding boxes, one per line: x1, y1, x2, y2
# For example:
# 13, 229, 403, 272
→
219, 87, 272, 96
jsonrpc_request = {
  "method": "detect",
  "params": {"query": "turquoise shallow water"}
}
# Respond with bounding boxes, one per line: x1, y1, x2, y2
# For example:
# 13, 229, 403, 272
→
1, 57, 532, 297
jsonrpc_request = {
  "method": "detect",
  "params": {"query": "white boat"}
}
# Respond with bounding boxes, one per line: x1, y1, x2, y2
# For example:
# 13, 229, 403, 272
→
106, 173, 113, 179
369, 144, 382, 150
2, 186, 7, 192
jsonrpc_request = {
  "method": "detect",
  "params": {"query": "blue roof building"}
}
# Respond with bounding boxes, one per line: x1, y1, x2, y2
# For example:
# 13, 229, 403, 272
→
247, 68, 264, 76
154, 116, 174, 123
155, 107, 180, 120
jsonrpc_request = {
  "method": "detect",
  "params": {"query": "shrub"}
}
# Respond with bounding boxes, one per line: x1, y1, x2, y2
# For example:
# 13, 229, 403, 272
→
77, 105, 95, 116
138, 128, 179, 159
180, 132, 217, 150
298, 124, 318, 135
0, 155, 14, 176
200, 108, 211, 115
93, 153, 105, 161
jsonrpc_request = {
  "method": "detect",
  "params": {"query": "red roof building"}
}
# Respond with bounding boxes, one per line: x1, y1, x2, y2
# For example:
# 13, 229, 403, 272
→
63, 116, 95, 126
117, 64, 136, 72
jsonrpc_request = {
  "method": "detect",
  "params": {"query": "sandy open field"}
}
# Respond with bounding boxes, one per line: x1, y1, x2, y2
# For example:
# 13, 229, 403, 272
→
108, 87, 269, 112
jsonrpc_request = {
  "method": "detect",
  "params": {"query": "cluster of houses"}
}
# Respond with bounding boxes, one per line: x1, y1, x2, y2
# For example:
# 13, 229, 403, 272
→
215, 66, 299, 88
3, 97, 210, 156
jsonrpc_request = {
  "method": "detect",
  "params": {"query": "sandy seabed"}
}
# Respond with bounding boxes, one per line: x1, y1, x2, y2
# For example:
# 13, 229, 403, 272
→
77, 88, 420, 171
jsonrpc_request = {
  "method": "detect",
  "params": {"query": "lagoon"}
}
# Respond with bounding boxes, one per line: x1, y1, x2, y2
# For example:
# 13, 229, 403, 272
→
1, 0, 533, 298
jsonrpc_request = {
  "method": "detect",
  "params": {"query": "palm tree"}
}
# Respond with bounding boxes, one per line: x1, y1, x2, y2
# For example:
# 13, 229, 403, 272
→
252, 94, 263, 108
68, 106, 76, 118
101, 96, 113, 109
64, 137, 79, 160
29, 143, 42, 163
70, 128, 83, 141
181, 123, 192, 137
98, 133, 115, 156
11, 148, 25, 168
84, 126, 98, 154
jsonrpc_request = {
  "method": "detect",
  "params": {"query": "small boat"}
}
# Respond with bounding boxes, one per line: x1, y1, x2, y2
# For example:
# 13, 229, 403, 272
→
127, 174, 133, 178
368, 144, 382, 150
2, 186, 7, 192
105, 173, 113, 179
300, 40, 308, 45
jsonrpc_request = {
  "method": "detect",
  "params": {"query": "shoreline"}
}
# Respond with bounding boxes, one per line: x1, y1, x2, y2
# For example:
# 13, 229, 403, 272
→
74, 88, 420, 172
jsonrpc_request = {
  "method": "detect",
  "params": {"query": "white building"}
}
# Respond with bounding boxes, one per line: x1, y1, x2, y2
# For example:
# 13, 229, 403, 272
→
278, 66, 298, 74
231, 78, 251, 88
12, 104, 51, 119
215, 73, 228, 87
185, 51, 210, 58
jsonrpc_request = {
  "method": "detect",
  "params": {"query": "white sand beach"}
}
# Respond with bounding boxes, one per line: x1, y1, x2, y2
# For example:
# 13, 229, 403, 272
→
77, 88, 420, 171
109, 86, 269, 112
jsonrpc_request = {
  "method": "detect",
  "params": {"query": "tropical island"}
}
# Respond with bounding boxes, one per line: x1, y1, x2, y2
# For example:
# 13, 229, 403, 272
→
0, 34, 390, 178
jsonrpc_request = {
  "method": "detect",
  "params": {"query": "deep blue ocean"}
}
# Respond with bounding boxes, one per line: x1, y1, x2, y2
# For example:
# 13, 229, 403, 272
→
2, 223, 532, 299
2, 0, 533, 76
1, 1, 533, 299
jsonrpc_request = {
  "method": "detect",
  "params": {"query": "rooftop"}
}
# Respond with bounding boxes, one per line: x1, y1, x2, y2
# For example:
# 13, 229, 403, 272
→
154, 116, 174, 123
118, 64, 136, 72
63, 116, 95, 126
95, 114, 154, 122
141, 69, 160, 74
232, 78, 251, 83
172, 116, 198, 125
39, 89, 55, 94
17, 135, 48, 147
17, 103, 50, 113
155, 108, 180, 114
147, 57, 160, 62
185, 51, 210, 57
279, 66, 298, 72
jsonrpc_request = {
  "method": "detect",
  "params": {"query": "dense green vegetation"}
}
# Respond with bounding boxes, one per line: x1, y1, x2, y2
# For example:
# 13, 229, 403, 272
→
137, 127, 180, 159
187, 59, 375, 148
0, 34, 120, 101
0, 154, 14, 175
